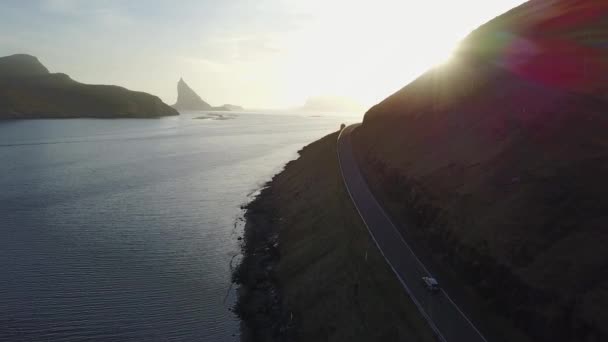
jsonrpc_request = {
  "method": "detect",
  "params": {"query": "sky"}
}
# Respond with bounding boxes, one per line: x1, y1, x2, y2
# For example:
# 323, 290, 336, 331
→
0, 0, 527, 109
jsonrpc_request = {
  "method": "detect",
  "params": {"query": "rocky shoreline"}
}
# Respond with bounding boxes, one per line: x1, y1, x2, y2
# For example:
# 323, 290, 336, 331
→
232, 183, 291, 342
232, 131, 434, 342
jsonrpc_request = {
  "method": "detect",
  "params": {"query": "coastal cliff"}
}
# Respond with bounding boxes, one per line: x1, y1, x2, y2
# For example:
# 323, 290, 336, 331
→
0, 54, 178, 119
352, 0, 608, 340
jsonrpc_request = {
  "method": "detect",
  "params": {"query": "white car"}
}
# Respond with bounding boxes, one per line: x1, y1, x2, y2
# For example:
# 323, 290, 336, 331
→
422, 276, 440, 292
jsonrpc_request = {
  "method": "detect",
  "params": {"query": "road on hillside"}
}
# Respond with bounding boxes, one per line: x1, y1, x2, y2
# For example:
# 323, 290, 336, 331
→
337, 124, 488, 342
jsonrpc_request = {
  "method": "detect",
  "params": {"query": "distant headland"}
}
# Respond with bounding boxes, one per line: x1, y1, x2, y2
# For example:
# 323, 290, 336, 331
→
0, 54, 178, 119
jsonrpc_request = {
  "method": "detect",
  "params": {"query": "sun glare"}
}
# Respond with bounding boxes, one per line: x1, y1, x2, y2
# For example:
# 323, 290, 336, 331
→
3, 0, 526, 109
271, 0, 474, 108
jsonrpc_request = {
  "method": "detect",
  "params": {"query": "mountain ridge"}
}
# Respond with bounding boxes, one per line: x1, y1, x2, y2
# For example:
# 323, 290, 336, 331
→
0, 54, 50, 77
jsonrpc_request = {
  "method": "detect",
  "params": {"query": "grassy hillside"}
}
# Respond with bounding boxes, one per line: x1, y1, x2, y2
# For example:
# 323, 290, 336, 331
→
353, 0, 608, 340
235, 132, 434, 342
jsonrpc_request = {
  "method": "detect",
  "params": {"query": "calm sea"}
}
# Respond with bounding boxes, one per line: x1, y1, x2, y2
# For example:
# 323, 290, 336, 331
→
0, 112, 358, 341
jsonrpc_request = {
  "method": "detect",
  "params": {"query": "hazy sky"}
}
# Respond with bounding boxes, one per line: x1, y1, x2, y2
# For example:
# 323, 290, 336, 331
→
0, 0, 526, 109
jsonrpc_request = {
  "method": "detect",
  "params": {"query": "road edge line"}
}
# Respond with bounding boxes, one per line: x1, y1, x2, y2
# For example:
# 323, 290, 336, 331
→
336, 125, 447, 342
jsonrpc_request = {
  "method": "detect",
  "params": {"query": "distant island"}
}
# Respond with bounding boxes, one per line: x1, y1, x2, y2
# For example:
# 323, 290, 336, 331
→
172, 77, 243, 112
0, 54, 178, 119
297, 95, 364, 114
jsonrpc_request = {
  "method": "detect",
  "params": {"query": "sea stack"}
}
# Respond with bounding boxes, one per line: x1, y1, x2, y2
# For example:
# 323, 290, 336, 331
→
173, 78, 212, 111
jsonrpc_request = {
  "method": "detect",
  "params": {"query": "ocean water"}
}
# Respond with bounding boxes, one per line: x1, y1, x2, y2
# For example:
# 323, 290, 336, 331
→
0, 112, 358, 341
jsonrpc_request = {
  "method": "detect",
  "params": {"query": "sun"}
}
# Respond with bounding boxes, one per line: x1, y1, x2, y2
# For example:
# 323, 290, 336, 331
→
271, 0, 521, 108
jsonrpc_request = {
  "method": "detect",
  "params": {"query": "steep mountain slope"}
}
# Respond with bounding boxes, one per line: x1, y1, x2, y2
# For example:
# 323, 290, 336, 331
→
352, 1, 608, 340
0, 54, 178, 119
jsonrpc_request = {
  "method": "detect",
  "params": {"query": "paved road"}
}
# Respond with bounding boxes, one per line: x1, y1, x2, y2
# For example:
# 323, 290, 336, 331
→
337, 124, 488, 342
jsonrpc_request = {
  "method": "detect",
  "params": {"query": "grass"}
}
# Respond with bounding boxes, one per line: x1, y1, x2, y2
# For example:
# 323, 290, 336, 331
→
236, 131, 435, 342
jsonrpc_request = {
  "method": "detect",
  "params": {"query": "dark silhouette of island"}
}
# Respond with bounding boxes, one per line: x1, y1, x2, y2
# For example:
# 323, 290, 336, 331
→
0, 54, 178, 119
172, 77, 243, 112
352, 1, 608, 341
